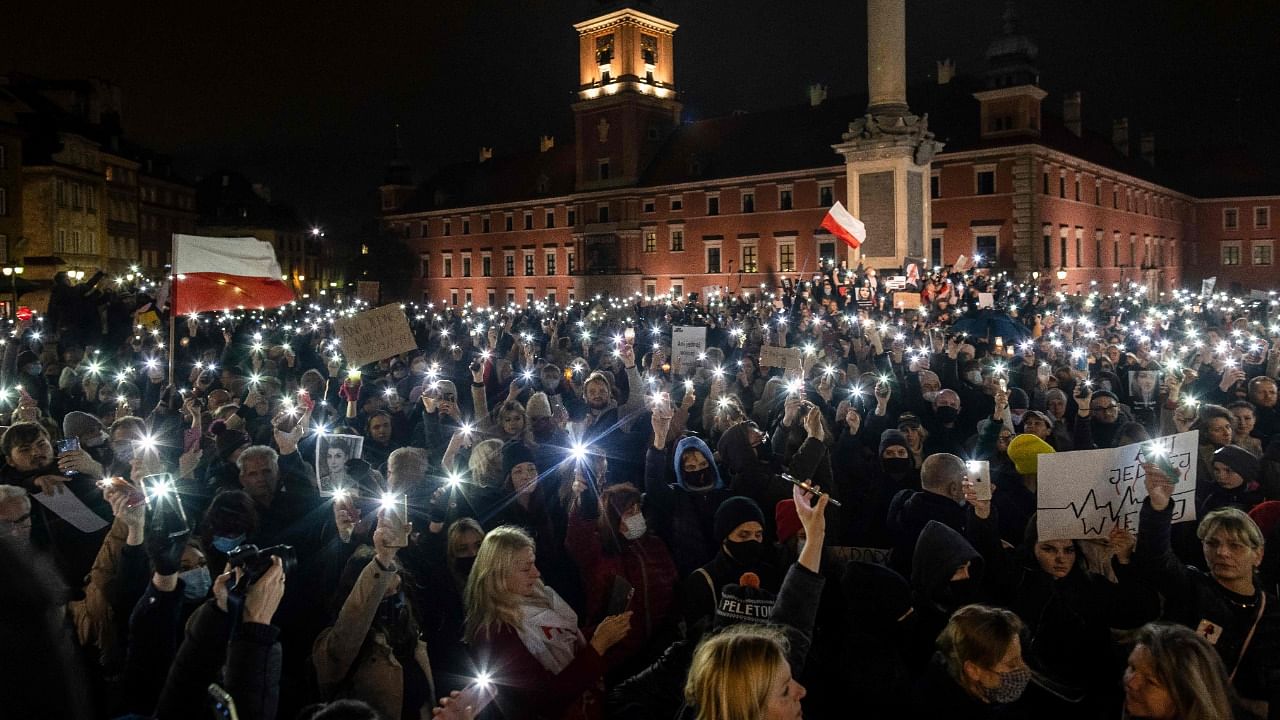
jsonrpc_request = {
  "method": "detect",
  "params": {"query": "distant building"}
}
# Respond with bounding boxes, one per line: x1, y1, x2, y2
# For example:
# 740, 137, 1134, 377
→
380, 2, 1280, 303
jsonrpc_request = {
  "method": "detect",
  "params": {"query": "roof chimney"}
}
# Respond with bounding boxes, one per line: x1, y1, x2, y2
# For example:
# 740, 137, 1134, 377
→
807, 83, 828, 107
539, 135, 555, 153
1112, 118, 1129, 156
1139, 131, 1155, 165
478, 147, 493, 163
1063, 91, 1082, 137
936, 59, 955, 85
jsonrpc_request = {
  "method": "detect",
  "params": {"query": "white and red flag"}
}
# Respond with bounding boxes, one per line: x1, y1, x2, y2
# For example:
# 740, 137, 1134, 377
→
820, 201, 866, 250
171, 234, 294, 315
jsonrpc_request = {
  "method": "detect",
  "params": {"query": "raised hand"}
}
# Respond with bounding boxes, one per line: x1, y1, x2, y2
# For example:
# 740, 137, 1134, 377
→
1108, 525, 1136, 564
1142, 462, 1175, 512
802, 405, 825, 442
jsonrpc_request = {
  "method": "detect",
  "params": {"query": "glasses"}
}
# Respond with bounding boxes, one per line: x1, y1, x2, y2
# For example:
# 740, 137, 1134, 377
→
1091, 404, 1118, 413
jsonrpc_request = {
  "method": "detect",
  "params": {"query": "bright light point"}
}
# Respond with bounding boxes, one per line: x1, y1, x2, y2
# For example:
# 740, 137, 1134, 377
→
570, 442, 589, 461
380, 493, 399, 511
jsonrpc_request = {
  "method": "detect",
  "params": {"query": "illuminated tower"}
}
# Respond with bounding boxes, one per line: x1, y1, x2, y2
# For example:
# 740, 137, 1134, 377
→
571, 4, 681, 192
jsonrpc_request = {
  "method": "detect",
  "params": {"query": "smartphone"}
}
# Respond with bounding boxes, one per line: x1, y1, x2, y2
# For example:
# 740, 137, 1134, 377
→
142, 473, 189, 528
624, 327, 635, 344
455, 678, 497, 716
779, 473, 842, 507
1073, 353, 1089, 372
98, 476, 147, 509
967, 460, 992, 501
1143, 443, 1181, 480
56, 437, 80, 476
297, 389, 315, 413
606, 576, 635, 616
208, 683, 240, 720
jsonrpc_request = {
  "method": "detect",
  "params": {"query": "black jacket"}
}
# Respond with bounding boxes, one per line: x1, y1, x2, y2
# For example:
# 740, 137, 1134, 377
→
887, 488, 968, 578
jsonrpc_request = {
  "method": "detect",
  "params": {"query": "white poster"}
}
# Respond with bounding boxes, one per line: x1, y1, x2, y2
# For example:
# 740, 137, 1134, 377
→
670, 326, 706, 375
1201, 277, 1217, 296
978, 292, 995, 309
1036, 431, 1198, 541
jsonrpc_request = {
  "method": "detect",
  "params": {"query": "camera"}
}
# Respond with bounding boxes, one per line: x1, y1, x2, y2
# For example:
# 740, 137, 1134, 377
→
226, 544, 297, 588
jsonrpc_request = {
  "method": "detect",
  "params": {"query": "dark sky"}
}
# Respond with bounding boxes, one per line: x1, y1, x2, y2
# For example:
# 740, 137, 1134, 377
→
4, 1, 1278, 243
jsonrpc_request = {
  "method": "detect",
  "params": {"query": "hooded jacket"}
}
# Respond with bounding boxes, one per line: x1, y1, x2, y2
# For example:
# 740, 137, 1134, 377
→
887, 487, 969, 578
644, 439, 732, 576
905, 520, 984, 673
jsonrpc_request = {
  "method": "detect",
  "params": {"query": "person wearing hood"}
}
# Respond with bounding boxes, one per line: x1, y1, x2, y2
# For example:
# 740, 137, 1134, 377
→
841, 429, 919, 549
644, 395, 735, 576
923, 389, 971, 457
904, 519, 985, 674
715, 409, 825, 539
887, 453, 970, 578
964, 483, 1158, 718
1201, 445, 1264, 516
62, 409, 113, 471
679, 496, 785, 630
525, 392, 571, 478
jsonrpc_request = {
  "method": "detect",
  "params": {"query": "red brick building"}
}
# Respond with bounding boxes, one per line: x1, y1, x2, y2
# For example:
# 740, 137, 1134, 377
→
381, 4, 1278, 305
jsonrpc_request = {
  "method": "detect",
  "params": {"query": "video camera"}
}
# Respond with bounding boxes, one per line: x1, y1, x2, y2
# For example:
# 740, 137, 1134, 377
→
226, 543, 297, 593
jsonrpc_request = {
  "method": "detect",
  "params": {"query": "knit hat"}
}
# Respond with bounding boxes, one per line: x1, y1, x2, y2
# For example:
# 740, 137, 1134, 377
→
775, 499, 802, 543
1008, 387, 1030, 410
15, 350, 38, 370
897, 413, 922, 430
1022, 410, 1054, 427
209, 419, 251, 461
880, 429, 909, 457
62, 410, 104, 442
713, 572, 776, 628
1007, 433, 1055, 475
526, 392, 552, 419
1248, 501, 1280, 539
1213, 445, 1260, 483
714, 496, 764, 543
501, 440, 537, 480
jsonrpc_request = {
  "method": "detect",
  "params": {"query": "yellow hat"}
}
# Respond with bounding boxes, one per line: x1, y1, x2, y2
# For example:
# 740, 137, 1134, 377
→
1007, 433, 1055, 475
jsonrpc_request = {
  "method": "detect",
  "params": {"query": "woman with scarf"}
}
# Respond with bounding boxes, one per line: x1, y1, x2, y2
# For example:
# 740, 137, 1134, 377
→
314, 511, 435, 720
465, 525, 632, 720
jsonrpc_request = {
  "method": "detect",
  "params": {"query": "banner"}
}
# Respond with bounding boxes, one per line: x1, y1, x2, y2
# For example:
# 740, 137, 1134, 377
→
332, 304, 418, 368
1037, 431, 1198, 541
759, 344, 802, 369
671, 326, 706, 374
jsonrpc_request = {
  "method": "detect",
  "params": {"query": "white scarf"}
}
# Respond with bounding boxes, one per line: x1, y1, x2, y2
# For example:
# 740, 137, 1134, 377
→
514, 584, 584, 674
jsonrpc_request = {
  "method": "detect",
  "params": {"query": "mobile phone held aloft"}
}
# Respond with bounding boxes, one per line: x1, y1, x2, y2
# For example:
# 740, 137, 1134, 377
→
779, 473, 842, 507
967, 460, 992, 501
56, 437, 80, 476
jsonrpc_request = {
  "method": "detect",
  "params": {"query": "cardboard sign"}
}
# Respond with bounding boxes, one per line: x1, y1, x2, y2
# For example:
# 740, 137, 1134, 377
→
671, 326, 706, 374
332, 304, 418, 368
1037, 431, 1198, 541
894, 293, 922, 310
759, 344, 802, 369
977, 292, 995, 309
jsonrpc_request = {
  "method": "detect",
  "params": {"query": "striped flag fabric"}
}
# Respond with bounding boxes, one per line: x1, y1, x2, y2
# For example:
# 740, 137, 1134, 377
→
171, 234, 295, 314
820, 201, 866, 250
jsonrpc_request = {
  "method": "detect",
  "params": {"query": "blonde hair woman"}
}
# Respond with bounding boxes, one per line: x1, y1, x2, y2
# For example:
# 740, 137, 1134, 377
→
684, 625, 806, 720
464, 526, 631, 720
1123, 623, 1236, 720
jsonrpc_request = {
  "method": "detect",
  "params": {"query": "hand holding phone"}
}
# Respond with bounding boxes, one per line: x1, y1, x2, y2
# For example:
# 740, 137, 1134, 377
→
967, 460, 992, 501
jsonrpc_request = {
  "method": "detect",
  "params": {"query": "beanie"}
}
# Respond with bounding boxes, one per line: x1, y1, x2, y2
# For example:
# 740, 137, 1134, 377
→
714, 496, 764, 543
62, 410, 104, 441
1248, 501, 1280, 540
774, 499, 802, 543
1213, 445, 1260, 483
526, 392, 552, 419
1007, 433, 1055, 475
1008, 387, 1030, 410
879, 429, 909, 457
501, 440, 537, 480
713, 572, 776, 628
1023, 410, 1054, 427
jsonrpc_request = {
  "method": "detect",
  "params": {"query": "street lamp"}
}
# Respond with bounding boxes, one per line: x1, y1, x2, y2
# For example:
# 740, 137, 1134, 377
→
1056, 267, 1068, 281
2, 265, 23, 319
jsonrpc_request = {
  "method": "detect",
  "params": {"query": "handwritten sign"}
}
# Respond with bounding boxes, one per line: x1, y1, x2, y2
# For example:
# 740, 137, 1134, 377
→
978, 292, 995, 309
827, 546, 891, 566
759, 344, 802, 370
894, 292, 922, 310
671, 326, 706, 374
332, 304, 418, 368
1037, 431, 1198, 541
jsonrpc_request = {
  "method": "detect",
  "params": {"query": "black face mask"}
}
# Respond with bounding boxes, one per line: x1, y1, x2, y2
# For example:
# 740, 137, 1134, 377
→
935, 406, 959, 423
724, 538, 765, 565
683, 467, 714, 492
882, 456, 913, 476
453, 555, 477, 577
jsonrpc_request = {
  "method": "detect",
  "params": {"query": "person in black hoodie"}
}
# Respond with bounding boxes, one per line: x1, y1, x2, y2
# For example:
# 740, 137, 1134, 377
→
1201, 445, 1264, 517
888, 452, 969, 577
905, 519, 985, 674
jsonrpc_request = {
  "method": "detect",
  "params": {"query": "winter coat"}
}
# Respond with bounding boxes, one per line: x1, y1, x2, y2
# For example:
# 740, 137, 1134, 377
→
905, 520, 985, 674
887, 487, 968, 578
908, 653, 1028, 720
0, 463, 111, 588
313, 557, 435, 720
469, 621, 606, 720
643, 441, 733, 576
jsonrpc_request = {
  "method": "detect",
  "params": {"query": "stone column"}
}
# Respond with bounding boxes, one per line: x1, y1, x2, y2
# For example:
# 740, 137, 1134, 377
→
867, 0, 909, 117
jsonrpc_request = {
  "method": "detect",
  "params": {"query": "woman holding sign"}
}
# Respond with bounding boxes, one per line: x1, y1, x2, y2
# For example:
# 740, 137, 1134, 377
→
1135, 462, 1280, 717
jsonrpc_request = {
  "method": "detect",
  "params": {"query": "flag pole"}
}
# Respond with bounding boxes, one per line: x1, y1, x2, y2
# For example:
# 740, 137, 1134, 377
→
167, 233, 176, 386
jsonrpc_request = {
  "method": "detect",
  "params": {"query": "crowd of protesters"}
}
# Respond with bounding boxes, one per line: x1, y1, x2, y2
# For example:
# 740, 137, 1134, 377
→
3, 261, 1280, 720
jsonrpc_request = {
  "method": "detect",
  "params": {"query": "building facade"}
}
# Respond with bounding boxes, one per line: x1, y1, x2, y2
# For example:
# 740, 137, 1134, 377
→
138, 153, 198, 272
382, 5, 1277, 303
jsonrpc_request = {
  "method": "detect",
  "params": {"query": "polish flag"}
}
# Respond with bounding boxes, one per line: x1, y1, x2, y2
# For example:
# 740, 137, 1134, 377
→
171, 234, 295, 315
820, 201, 866, 250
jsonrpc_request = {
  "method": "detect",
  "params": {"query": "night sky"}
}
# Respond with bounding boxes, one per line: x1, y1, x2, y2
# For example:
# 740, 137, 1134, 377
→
4, 0, 1278, 243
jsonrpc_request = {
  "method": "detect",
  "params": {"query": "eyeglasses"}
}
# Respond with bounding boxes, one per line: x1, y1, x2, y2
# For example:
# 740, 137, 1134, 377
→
1091, 404, 1118, 413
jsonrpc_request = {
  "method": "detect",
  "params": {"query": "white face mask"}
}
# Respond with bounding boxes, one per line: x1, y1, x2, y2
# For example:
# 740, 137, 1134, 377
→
1010, 410, 1026, 425
966, 371, 983, 385
620, 514, 647, 541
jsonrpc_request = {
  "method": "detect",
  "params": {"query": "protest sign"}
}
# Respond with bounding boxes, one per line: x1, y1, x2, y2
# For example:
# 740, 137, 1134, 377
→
1201, 277, 1217, 295
1037, 431, 1198, 541
671, 326, 706, 374
759, 344, 802, 369
332, 304, 418, 368
894, 292, 922, 310
978, 292, 995, 309
316, 433, 365, 495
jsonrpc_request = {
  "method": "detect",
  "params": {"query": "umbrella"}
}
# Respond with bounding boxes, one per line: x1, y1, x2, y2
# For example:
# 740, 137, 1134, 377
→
948, 310, 1032, 345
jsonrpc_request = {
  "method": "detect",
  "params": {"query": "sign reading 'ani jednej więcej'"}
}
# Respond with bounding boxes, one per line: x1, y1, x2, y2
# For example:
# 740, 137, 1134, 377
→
332, 304, 418, 368
1036, 430, 1199, 541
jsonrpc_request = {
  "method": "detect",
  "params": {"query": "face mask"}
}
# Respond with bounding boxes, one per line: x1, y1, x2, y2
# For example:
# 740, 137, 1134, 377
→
84, 432, 108, 449
453, 555, 477, 577
26, 364, 42, 376
922, 391, 939, 403
1010, 410, 1026, 425
724, 538, 764, 565
882, 456, 913, 475
966, 371, 983, 384
935, 406, 959, 422
621, 514, 647, 541
112, 442, 134, 464
211, 534, 246, 554
682, 467, 714, 491
983, 667, 1032, 704
180, 566, 212, 601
